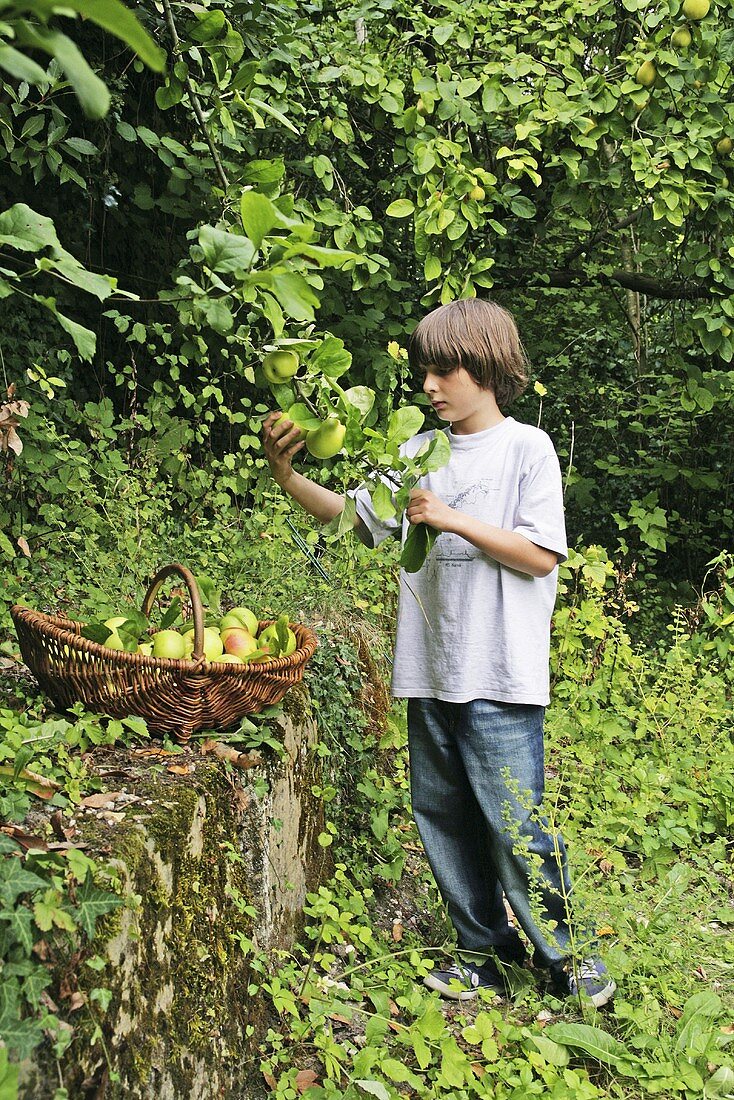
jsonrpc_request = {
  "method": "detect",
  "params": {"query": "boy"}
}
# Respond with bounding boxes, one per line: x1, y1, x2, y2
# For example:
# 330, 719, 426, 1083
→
262, 298, 616, 1007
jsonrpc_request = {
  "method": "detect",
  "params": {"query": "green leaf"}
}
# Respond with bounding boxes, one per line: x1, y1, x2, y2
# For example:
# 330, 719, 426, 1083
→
37, 297, 96, 360
400, 522, 438, 573
0, 204, 60, 253
388, 405, 424, 445
340, 386, 375, 421
270, 271, 320, 321
310, 335, 352, 378
415, 429, 451, 472
386, 199, 415, 218
432, 22, 455, 44
155, 79, 184, 110
73, 871, 123, 938
546, 1023, 638, 1073
370, 481, 396, 521
159, 597, 182, 631
6, 907, 34, 956
355, 1082, 390, 1100
323, 495, 356, 540
42, 0, 165, 70
529, 1034, 571, 1066
0, 44, 48, 84
198, 225, 255, 274
15, 23, 110, 119
0, 862, 48, 907
206, 298, 234, 334
191, 9, 226, 41
240, 190, 279, 248
246, 97, 299, 135
0, 1048, 19, 1099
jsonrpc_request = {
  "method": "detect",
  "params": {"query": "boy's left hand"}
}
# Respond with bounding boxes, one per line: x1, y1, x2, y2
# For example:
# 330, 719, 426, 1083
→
406, 488, 456, 532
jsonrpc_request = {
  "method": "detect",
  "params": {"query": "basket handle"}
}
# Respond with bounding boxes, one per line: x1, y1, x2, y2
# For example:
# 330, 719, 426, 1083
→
141, 564, 206, 660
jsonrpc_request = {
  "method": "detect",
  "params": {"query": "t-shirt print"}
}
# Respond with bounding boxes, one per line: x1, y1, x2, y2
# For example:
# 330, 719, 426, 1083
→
428, 478, 500, 567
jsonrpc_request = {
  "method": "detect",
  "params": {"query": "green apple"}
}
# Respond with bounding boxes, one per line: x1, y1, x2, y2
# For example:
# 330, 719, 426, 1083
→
217, 653, 245, 664
305, 417, 346, 459
202, 626, 224, 661
224, 607, 260, 635
257, 622, 297, 657
222, 627, 259, 660
262, 350, 300, 385
103, 616, 129, 650
152, 629, 187, 660
682, 0, 709, 18
635, 60, 657, 87
468, 185, 485, 201
137, 641, 153, 656
716, 136, 733, 155
671, 26, 692, 48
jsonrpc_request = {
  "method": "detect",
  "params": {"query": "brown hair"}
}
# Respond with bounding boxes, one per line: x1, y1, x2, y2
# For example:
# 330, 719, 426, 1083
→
407, 298, 530, 407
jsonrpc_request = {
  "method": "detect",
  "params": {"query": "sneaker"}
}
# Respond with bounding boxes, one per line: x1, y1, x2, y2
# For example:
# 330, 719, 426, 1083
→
423, 958, 508, 1001
552, 958, 617, 1008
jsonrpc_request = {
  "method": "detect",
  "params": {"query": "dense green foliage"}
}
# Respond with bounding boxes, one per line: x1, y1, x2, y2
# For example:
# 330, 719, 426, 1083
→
1, 0, 733, 601
1, 0, 733, 1095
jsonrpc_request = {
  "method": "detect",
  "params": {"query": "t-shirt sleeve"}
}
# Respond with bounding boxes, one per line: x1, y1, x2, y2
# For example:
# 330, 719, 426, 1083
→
348, 482, 403, 549
513, 452, 568, 561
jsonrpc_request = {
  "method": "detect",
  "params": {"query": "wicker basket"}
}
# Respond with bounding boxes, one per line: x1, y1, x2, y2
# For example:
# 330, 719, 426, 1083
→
10, 563, 318, 744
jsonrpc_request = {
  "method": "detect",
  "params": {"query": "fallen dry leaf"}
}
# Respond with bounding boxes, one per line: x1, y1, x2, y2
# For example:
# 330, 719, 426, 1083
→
167, 764, 192, 775
81, 792, 123, 809
471, 1063, 486, 1078
392, 921, 403, 942
0, 826, 48, 851
68, 991, 87, 1012
262, 1071, 277, 1091
327, 1012, 352, 1026
720, 1024, 734, 1035
597, 925, 616, 936
295, 1069, 320, 1093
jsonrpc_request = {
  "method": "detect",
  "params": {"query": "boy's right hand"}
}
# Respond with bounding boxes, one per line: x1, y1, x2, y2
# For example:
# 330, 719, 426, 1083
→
262, 411, 305, 488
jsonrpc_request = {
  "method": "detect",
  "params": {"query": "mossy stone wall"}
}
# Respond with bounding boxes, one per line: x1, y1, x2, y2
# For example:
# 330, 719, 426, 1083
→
19, 685, 325, 1099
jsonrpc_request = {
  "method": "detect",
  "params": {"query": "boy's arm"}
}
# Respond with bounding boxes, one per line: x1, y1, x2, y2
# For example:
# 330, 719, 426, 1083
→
405, 488, 559, 578
263, 412, 369, 534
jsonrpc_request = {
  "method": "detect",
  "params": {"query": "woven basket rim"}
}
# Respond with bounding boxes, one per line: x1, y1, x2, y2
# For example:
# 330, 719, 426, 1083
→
10, 604, 317, 677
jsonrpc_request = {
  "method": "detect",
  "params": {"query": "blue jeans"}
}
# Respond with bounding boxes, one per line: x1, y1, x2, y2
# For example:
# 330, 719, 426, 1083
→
408, 698, 573, 968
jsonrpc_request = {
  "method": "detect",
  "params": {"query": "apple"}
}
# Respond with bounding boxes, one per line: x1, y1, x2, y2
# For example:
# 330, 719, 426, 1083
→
103, 616, 130, 650
262, 350, 300, 384
322, 116, 333, 132
137, 641, 153, 656
305, 417, 346, 459
635, 60, 657, 87
682, 0, 709, 18
222, 627, 259, 660
257, 623, 297, 658
468, 185, 485, 201
716, 136, 733, 155
217, 653, 245, 664
671, 26, 692, 48
202, 626, 224, 661
152, 629, 187, 660
225, 607, 260, 635
416, 97, 430, 117
183, 631, 195, 656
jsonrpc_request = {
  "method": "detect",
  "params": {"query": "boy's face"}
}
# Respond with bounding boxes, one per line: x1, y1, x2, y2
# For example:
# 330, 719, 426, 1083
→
421, 365, 501, 434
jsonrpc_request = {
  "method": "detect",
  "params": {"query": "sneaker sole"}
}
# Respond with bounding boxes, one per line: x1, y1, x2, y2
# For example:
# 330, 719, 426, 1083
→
423, 974, 478, 1000
422, 974, 502, 1001
588, 980, 617, 1008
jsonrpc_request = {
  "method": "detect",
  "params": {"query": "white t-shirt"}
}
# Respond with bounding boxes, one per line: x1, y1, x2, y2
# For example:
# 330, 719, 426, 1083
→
351, 417, 568, 706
